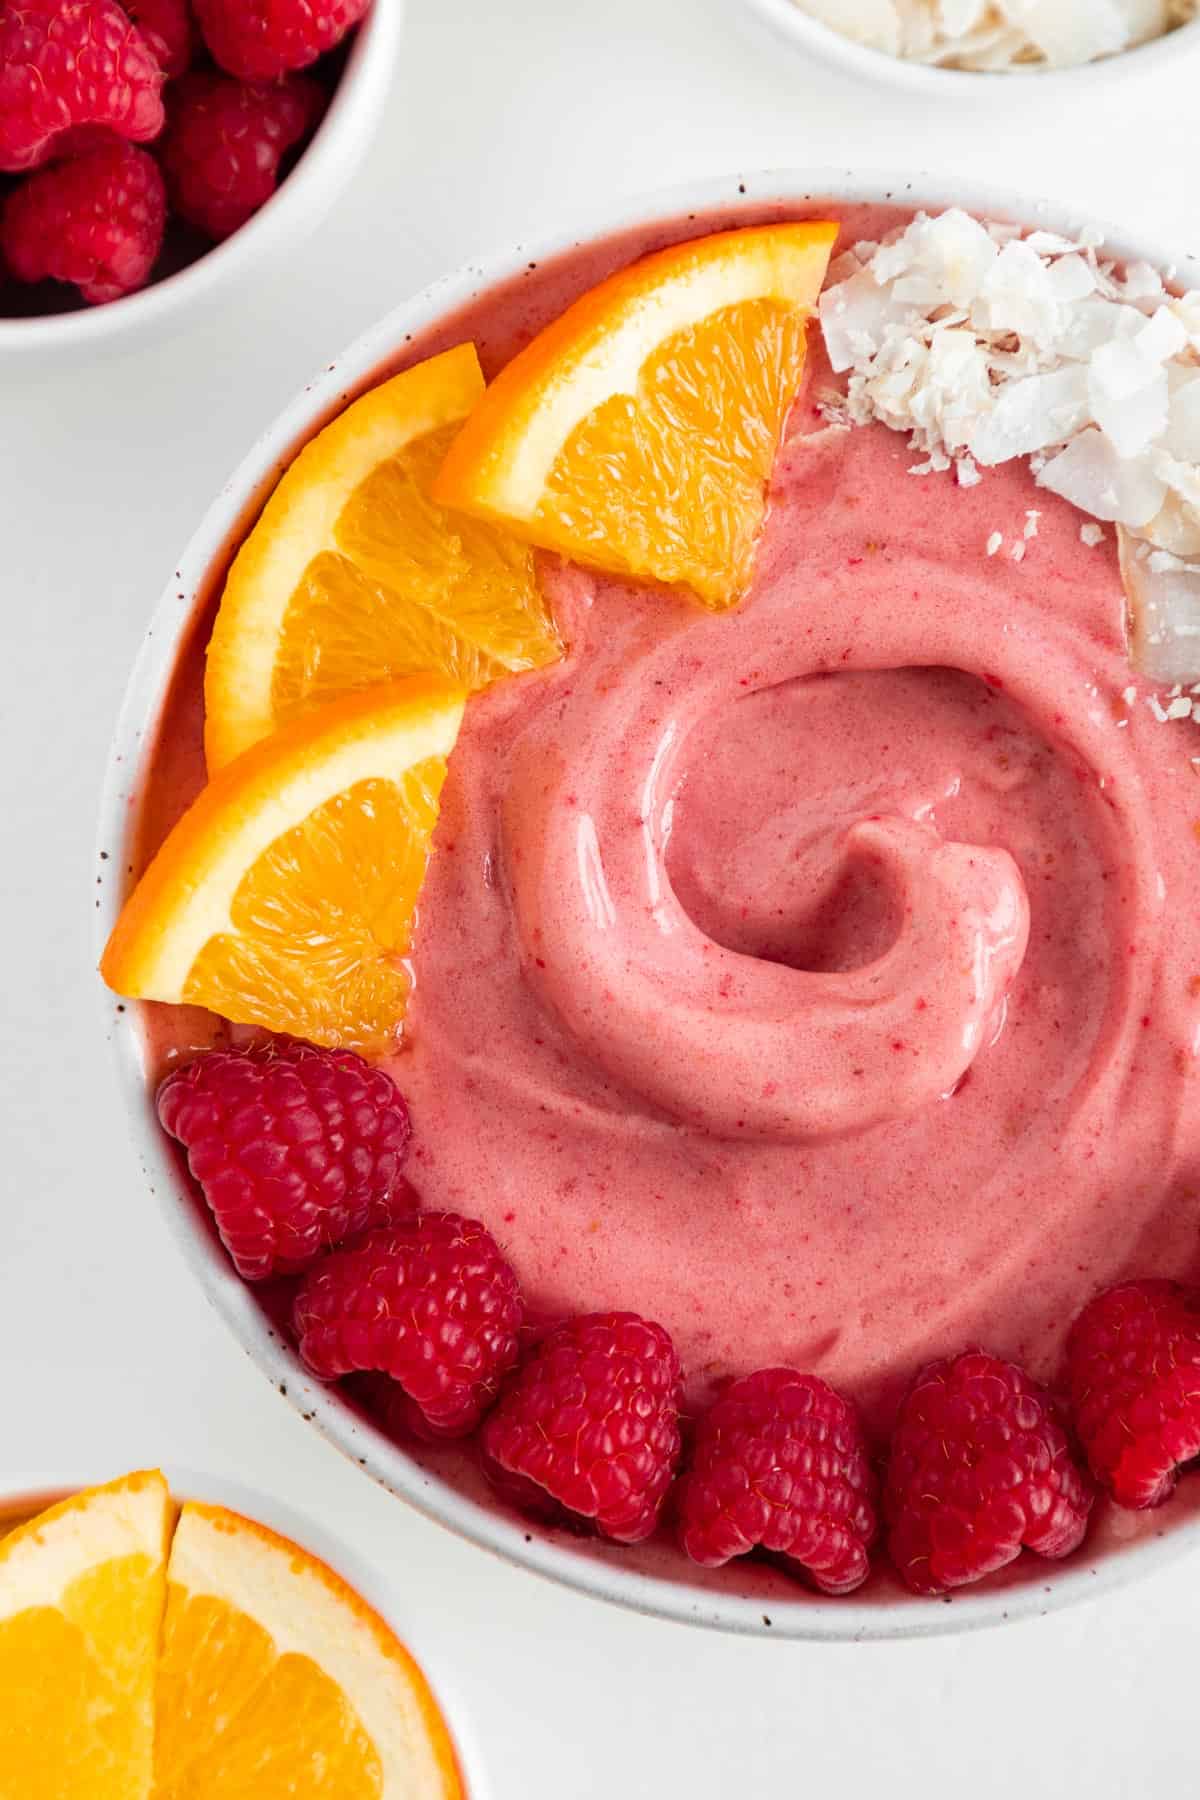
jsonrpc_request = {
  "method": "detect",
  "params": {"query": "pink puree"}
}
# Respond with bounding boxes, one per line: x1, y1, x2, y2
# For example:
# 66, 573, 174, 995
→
140, 204, 1200, 1432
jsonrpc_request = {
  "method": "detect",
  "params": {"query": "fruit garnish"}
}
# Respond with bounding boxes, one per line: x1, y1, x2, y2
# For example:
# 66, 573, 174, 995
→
433, 222, 838, 609
0, 0, 165, 175
1066, 1279, 1200, 1509
162, 70, 323, 243
155, 1499, 462, 1796
192, 0, 371, 80
884, 1350, 1093, 1595
1, 141, 167, 306
295, 1213, 524, 1439
203, 343, 560, 772
0, 1469, 172, 1798
100, 677, 464, 1056
125, 0, 196, 79
677, 1368, 878, 1594
481, 1311, 682, 1542
157, 1040, 417, 1279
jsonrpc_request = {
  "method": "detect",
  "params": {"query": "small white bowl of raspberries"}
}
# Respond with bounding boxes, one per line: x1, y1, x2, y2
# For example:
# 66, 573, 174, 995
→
0, 0, 401, 351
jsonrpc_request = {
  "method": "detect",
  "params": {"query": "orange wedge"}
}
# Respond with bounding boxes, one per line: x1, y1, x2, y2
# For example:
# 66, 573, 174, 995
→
204, 342, 560, 773
433, 221, 838, 609
0, 1470, 172, 1799
154, 1501, 462, 1797
100, 678, 464, 1056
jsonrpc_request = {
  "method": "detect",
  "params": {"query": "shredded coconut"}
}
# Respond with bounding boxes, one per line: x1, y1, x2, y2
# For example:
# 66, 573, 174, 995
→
818, 207, 1200, 686
790, 0, 1198, 70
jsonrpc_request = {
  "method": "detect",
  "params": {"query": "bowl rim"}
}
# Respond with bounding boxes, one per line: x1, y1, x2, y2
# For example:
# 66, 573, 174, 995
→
1, 1464, 490, 1795
94, 165, 1200, 1642
734, 0, 1200, 94
0, 0, 404, 354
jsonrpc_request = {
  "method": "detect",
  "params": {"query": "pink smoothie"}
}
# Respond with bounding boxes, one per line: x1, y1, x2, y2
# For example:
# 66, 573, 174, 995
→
137, 203, 1200, 1436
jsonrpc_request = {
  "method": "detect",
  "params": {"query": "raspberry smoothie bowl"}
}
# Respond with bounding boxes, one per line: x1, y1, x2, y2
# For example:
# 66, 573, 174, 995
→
97, 172, 1200, 1636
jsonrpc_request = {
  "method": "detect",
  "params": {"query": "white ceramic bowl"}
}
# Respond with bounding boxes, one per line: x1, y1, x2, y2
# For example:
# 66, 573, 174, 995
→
4, 1466, 488, 1795
0, 0, 403, 358
96, 167, 1200, 1641
733, 0, 1200, 97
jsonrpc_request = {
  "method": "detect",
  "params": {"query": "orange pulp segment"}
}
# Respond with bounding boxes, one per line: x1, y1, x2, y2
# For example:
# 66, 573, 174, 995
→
154, 1501, 462, 1798
204, 342, 561, 773
0, 1469, 172, 1800
100, 678, 465, 1056
433, 221, 839, 609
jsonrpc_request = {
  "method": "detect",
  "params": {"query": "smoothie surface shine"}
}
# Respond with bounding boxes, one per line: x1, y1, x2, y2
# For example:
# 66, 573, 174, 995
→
140, 203, 1200, 1427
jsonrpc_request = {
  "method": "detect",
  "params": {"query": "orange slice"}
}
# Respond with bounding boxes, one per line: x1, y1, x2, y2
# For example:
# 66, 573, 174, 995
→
0, 1470, 172, 1800
433, 222, 838, 609
100, 678, 464, 1055
204, 342, 560, 773
154, 1501, 462, 1797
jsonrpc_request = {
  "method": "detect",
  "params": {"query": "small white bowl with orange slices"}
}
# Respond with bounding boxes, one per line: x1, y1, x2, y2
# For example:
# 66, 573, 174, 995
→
0, 1466, 482, 1795
96, 170, 1200, 1640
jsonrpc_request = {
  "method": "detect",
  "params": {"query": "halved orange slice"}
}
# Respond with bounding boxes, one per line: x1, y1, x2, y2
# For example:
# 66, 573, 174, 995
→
204, 342, 561, 773
155, 1501, 462, 1797
0, 1470, 172, 1800
433, 221, 838, 609
100, 678, 464, 1055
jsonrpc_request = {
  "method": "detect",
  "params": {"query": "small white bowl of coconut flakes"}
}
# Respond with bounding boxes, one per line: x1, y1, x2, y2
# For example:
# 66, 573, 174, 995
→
737, 0, 1200, 92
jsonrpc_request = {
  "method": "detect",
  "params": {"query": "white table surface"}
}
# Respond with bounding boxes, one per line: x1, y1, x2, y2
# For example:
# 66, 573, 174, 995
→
4, 0, 1200, 1792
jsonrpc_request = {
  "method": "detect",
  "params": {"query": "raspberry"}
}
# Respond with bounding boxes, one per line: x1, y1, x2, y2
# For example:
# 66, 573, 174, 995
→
1, 141, 165, 304
125, 0, 194, 78
294, 1214, 524, 1438
676, 1369, 878, 1595
1066, 1279, 1200, 1508
161, 69, 322, 242
481, 1312, 682, 1543
157, 1039, 415, 1281
884, 1349, 1093, 1595
192, 0, 369, 79
0, 0, 164, 174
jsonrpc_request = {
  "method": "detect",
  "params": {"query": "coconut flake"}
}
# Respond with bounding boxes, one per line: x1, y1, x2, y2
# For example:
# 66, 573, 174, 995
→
1165, 370, 1200, 462
1120, 526, 1200, 683
1038, 429, 1166, 527
1087, 340, 1168, 459
968, 365, 1090, 465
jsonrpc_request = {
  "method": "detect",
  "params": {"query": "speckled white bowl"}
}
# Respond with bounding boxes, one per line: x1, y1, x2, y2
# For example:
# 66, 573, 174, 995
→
2, 1466, 488, 1793
0, 0, 403, 358
732, 0, 1200, 98
95, 167, 1200, 1640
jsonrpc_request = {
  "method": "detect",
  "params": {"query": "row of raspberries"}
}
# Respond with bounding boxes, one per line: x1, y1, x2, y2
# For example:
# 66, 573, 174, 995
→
157, 1038, 1200, 1597
0, 0, 368, 306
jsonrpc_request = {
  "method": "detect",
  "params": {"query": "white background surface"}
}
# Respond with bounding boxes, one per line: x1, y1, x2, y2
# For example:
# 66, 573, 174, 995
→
4, 0, 1200, 1792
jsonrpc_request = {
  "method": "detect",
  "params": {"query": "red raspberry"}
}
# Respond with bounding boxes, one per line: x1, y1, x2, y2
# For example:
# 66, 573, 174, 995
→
481, 1312, 682, 1543
192, 0, 369, 79
157, 1039, 415, 1281
294, 1214, 523, 1439
1066, 1279, 1200, 1509
885, 1349, 1093, 1595
125, 0, 194, 78
0, 0, 164, 174
1, 140, 164, 304
676, 1369, 878, 1595
161, 69, 322, 241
